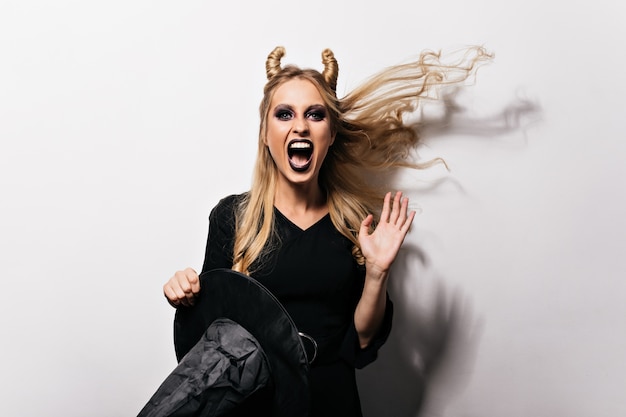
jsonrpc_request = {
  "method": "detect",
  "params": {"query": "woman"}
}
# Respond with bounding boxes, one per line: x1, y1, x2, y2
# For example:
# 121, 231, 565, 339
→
163, 45, 490, 416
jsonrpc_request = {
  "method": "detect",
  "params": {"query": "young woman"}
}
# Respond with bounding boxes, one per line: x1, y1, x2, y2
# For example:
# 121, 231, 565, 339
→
163, 45, 490, 416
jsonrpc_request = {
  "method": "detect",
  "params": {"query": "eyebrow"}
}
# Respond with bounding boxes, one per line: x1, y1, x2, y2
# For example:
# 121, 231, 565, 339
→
273, 103, 327, 111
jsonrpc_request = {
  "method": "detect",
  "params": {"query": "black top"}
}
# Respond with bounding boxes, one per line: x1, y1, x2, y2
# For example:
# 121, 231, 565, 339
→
200, 193, 393, 417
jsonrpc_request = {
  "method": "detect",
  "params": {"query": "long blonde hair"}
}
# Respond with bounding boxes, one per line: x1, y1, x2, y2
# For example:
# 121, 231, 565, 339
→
232, 46, 492, 274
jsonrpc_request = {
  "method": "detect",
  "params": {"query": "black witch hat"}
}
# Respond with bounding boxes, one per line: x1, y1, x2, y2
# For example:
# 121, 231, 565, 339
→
138, 268, 311, 417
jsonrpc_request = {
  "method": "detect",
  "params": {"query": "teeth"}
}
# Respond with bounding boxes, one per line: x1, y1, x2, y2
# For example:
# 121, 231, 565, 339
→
289, 142, 311, 149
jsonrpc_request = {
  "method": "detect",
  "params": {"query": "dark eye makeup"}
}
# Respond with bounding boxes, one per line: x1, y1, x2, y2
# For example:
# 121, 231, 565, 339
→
305, 105, 327, 121
274, 105, 294, 120
273, 104, 327, 121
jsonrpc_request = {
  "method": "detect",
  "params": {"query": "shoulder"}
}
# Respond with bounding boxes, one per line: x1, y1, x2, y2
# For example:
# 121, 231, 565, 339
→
214, 192, 247, 210
209, 192, 248, 220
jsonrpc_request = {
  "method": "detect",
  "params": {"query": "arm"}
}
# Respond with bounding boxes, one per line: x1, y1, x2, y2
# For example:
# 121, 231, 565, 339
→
355, 191, 415, 348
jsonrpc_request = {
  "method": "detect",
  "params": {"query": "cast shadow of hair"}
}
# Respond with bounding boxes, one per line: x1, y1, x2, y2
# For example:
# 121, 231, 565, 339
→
357, 247, 483, 417
356, 91, 542, 417
417, 87, 542, 141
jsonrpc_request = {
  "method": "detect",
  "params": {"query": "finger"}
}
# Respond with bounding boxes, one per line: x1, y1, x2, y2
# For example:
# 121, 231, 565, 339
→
174, 281, 194, 307
163, 284, 181, 306
398, 196, 409, 226
401, 210, 416, 233
379, 192, 392, 222
170, 279, 189, 303
360, 214, 374, 236
175, 270, 195, 295
168, 270, 192, 296
389, 191, 402, 224
185, 268, 201, 294
176, 269, 201, 307
166, 281, 194, 307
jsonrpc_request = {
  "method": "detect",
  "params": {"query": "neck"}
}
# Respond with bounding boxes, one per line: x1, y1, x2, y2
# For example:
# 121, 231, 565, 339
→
273, 180, 326, 216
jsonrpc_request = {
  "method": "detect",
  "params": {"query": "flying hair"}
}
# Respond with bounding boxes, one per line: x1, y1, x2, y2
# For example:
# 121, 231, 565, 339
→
232, 45, 493, 273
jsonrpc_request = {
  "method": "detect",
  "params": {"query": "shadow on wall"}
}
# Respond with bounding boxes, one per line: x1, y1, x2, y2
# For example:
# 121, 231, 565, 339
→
357, 246, 483, 417
357, 92, 542, 417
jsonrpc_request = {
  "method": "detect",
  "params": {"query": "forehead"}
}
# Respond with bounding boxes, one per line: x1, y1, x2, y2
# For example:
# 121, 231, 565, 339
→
270, 78, 324, 106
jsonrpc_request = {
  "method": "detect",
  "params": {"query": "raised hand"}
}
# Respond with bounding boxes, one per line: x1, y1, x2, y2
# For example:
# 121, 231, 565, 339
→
358, 191, 416, 278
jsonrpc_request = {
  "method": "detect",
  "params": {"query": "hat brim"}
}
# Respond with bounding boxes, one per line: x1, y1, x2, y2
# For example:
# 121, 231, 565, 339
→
174, 268, 310, 417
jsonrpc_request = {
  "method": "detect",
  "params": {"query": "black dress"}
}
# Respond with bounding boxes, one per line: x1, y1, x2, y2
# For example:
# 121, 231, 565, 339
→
200, 194, 393, 417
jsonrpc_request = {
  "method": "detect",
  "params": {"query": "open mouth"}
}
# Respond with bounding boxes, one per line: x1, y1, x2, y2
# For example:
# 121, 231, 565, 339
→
287, 139, 313, 172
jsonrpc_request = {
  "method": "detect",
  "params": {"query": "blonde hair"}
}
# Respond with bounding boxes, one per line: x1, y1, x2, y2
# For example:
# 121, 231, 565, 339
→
232, 45, 492, 273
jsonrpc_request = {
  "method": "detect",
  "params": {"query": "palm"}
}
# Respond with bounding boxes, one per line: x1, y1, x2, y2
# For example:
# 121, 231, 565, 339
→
358, 191, 415, 274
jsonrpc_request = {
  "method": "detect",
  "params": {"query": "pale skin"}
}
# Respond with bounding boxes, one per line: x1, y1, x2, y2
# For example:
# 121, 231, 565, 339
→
163, 78, 415, 348
355, 190, 414, 347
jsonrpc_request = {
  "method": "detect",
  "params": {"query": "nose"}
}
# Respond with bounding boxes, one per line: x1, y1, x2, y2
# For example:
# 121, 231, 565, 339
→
292, 115, 309, 136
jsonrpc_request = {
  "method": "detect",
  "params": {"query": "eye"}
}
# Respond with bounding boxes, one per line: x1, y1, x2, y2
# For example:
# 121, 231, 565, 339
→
275, 109, 293, 120
306, 108, 327, 121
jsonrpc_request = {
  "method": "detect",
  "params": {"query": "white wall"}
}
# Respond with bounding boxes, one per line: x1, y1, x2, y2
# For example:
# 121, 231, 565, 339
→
1, 1, 624, 416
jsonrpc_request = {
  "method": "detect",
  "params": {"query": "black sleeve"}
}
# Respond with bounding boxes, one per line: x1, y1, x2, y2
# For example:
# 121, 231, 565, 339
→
339, 293, 394, 369
200, 194, 241, 274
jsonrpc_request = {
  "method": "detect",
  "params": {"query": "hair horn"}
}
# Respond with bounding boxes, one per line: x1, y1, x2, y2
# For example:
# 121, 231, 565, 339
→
321, 48, 338, 94
266, 46, 286, 80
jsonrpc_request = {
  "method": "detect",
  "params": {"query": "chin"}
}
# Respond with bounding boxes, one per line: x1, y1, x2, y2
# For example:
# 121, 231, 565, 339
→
284, 169, 319, 187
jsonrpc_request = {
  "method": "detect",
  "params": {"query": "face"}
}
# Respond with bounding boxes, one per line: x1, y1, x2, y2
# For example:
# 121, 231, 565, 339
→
264, 78, 335, 189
